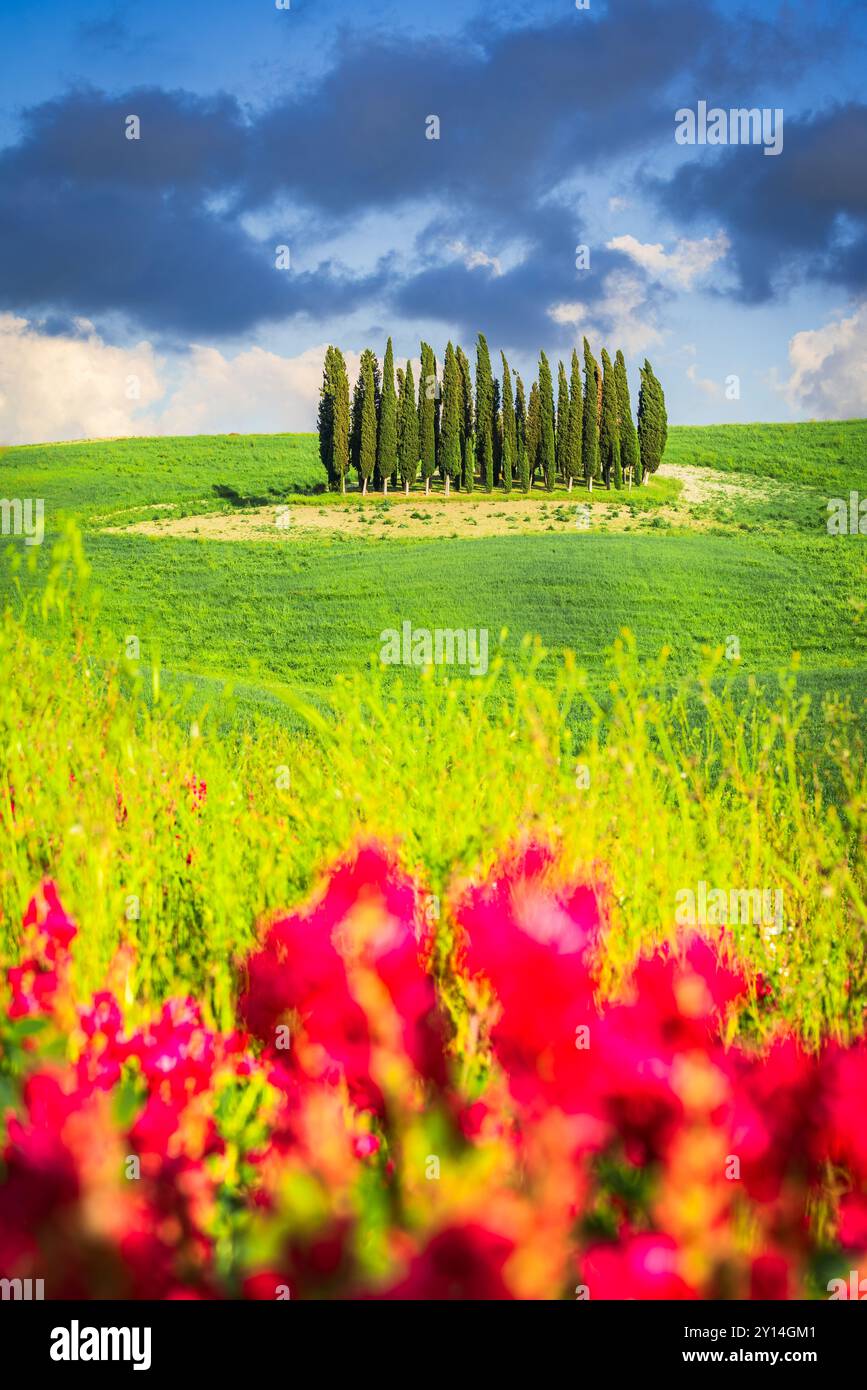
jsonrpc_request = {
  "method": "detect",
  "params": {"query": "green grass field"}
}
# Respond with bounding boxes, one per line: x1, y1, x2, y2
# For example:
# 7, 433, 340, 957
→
1, 420, 865, 1043
1, 546, 864, 1044
2, 421, 864, 737
5, 416, 863, 525
0, 433, 325, 528
664, 418, 867, 490
8, 530, 859, 710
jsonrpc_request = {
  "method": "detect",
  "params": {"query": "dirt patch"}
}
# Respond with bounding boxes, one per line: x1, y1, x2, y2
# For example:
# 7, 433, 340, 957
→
105, 469, 755, 544
657, 462, 775, 505
110, 497, 645, 542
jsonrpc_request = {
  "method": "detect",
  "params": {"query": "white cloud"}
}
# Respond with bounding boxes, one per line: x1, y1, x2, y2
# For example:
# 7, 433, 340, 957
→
781, 301, 867, 418
0, 314, 163, 445
548, 271, 663, 355
607, 232, 729, 290
686, 362, 722, 398
447, 240, 503, 277
0, 314, 358, 444
157, 343, 360, 435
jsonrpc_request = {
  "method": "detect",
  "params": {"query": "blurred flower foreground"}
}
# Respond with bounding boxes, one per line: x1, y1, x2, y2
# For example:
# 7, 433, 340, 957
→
2, 842, 865, 1301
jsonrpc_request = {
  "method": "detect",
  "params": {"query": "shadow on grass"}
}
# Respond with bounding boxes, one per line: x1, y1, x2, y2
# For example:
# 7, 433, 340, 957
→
213, 481, 327, 506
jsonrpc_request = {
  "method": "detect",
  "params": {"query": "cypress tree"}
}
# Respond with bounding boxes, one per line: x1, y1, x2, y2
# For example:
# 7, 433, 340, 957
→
637, 359, 668, 483
582, 337, 600, 490
596, 355, 603, 428
358, 350, 375, 497
333, 348, 350, 494
419, 342, 437, 494
614, 349, 640, 487
317, 346, 336, 488
356, 349, 378, 495
527, 380, 541, 488
475, 333, 494, 492
376, 337, 397, 494
434, 363, 441, 482
538, 351, 556, 491
566, 347, 582, 491
456, 345, 474, 492
351, 349, 380, 485
439, 342, 462, 497
452, 349, 463, 492
556, 360, 570, 484
500, 352, 515, 493
492, 376, 502, 487
350, 362, 362, 478
515, 375, 529, 492
398, 360, 419, 493
483, 431, 493, 494
394, 364, 405, 489
600, 349, 622, 489
317, 346, 351, 492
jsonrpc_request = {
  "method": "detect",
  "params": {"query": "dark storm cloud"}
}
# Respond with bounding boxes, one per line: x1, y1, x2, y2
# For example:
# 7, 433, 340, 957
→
391, 203, 638, 351
0, 178, 386, 336
76, 11, 149, 57
1, 88, 248, 193
248, 0, 713, 217
0, 0, 851, 336
0, 88, 388, 335
647, 103, 867, 302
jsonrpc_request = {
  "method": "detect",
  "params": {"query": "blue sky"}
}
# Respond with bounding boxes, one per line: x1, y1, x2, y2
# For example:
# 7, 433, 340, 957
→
1, 0, 865, 440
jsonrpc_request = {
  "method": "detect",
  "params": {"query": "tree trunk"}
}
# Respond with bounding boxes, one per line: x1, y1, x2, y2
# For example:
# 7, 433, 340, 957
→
425, 477, 430, 496
444, 474, 450, 497
362, 478, 367, 496
383, 477, 388, 496
341, 475, 345, 495
588, 477, 593, 493
404, 481, 409, 495
567, 477, 573, 492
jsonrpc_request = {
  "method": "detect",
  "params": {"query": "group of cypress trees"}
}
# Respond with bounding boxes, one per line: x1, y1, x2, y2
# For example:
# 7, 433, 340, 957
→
318, 335, 667, 495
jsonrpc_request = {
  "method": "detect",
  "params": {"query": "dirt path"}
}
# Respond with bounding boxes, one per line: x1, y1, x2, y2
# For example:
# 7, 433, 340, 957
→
656, 462, 774, 505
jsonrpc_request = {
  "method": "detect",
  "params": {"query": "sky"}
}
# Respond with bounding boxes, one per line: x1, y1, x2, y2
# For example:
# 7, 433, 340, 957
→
0, 0, 865, 442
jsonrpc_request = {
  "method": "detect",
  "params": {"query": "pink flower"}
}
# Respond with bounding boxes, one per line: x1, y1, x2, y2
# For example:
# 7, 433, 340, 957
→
22, 880, 77, 952
352, 1132, 381, 1159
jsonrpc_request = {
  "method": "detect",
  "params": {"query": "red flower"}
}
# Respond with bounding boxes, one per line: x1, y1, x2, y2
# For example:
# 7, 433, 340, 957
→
817, 1043, 867, 1181
728, 1039, 820, 1201
456, 846, 601, 1113
22, 879, 77, 952
375, 1225, 515, 1300
582, 1234, 697, 1300
838, 1192, 867, 1248
750, 1253, 790, 1300
240, 844, 450, 1108
7, 882, 78, 1019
